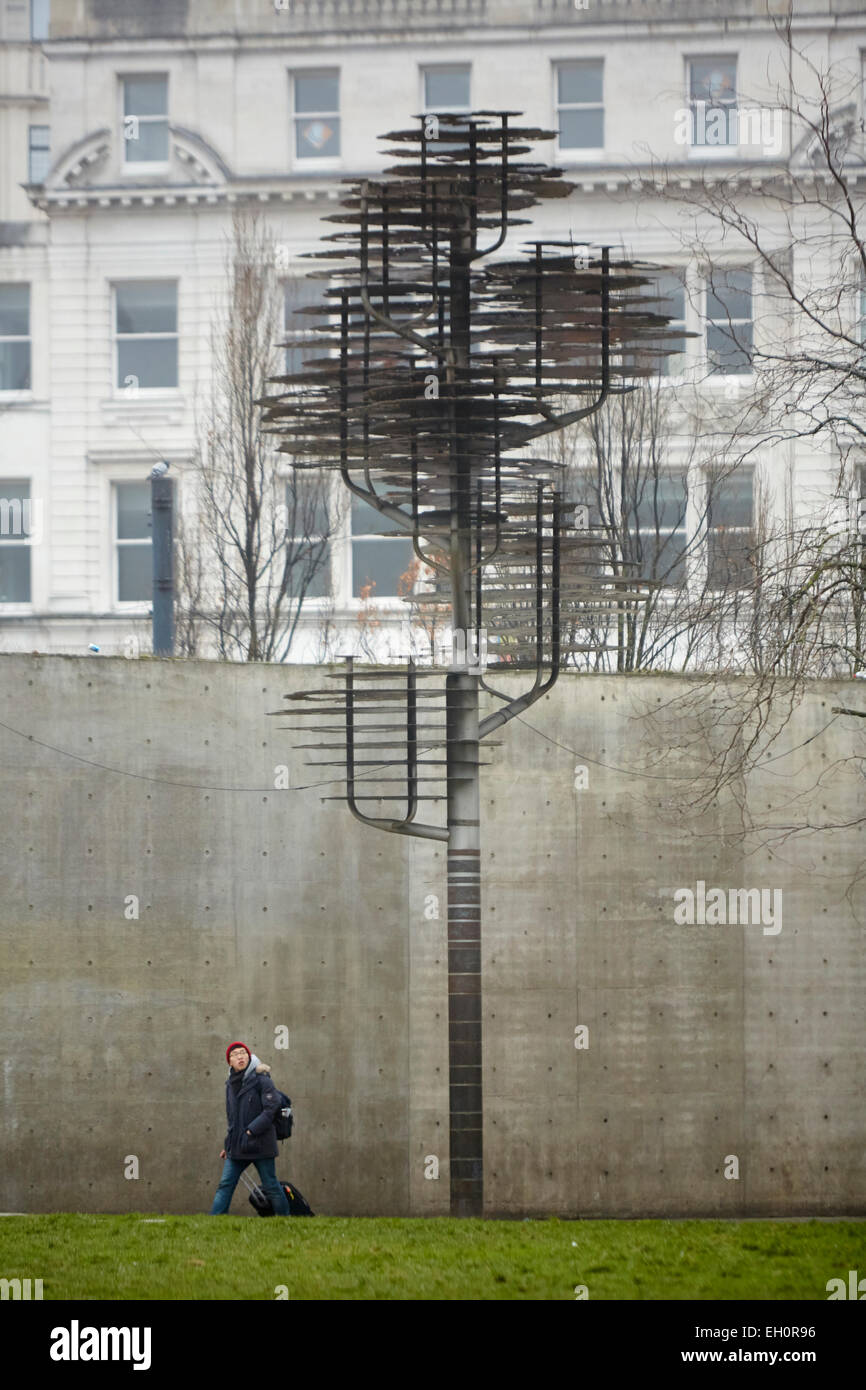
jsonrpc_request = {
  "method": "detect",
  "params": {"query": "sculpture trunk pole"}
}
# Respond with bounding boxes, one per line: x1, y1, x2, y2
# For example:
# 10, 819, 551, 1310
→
447, 673, 481, 1217
446, 196, 483, 1217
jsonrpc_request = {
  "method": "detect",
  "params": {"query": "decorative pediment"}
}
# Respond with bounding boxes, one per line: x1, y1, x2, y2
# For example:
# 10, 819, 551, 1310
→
29, 122, 342, 211
790, 102, 866, 174
41, 124, 232, 193
48, 129, 112, 188
169, 126, 232, 185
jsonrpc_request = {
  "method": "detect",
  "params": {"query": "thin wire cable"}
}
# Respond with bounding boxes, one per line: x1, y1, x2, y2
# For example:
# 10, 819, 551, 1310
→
511, 709, 843, 780
0, 703, 844, 797
0, 716, 417, 793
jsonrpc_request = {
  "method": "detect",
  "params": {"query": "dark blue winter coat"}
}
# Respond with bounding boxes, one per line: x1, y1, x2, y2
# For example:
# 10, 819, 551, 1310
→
224, 1054, 280, 1161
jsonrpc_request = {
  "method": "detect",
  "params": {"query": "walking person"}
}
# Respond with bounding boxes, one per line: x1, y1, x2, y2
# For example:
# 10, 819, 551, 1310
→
209, 1042, 291, 1216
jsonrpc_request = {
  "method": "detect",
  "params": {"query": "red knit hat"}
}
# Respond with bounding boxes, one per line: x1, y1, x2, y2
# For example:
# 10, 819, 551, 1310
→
226, 1041, 250, 1063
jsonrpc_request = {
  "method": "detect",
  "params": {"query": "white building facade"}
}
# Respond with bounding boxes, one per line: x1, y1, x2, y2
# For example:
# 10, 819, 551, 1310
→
0, 0, 863, 660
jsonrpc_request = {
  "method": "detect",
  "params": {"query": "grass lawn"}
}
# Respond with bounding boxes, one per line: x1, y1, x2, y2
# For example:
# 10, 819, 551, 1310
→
0, 1215, 862, 1300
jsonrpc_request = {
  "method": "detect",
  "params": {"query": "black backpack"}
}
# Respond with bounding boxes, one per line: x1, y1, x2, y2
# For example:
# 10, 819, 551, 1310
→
281, 1182, 314, 1217
271, 1086, 293, 1140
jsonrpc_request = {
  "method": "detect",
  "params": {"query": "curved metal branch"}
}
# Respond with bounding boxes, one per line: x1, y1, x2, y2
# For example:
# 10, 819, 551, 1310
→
478, 486, 562, 738
358, 181, 447, 356
510, 246, 612, 448
345, 656, 448, 840
336, 289, 417, 534
466, 380, 503, 574
473, 114, 510, 260
409, 393, 452, 577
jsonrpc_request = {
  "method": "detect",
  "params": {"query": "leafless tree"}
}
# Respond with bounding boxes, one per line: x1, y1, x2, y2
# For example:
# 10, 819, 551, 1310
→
397, 552, 451, 664
173, 503, 205, 658
635, 16, 865, 686
177, 210, 337, 662
521, 355, 812, 684
610, 22, 866, 882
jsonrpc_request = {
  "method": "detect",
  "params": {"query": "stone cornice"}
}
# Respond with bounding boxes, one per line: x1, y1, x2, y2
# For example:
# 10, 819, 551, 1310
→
27, 133, 866, 215
29, 180, 345, 212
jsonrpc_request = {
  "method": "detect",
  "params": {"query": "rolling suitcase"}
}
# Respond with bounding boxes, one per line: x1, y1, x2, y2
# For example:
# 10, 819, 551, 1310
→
238, 1168, 315, 1217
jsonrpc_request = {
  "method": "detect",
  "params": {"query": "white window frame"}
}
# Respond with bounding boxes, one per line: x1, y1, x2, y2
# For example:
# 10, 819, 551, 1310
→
420, 64, 472, 114
120, 73, 170, 175
282, 274, 324, 383
654, 272, 689, 380
554, 59, 604, 162
113, 480, 153, 608
0, 283, 32, 397
113, 279, 179, 396
348, 487, 417, 607
281, 473, 335, 607
631, 266, 691, 382
419, 65, 473, 157
705, 466, 755, 592
634, 470, 690, 589
704, 266, 754, 380
0, 478, 34, 607
290, 69, 341, 171
280, 274, 347, 608
568, 465, 691, 593
686, 54, 738, 158
28, 124, 50, 184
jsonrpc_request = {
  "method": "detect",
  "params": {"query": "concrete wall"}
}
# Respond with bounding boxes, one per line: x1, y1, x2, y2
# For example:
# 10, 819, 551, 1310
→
0, 652, 862, 1216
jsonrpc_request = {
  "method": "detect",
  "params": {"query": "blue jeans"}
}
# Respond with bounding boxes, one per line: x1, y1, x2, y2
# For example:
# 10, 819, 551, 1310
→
209, 1156, 291, 1215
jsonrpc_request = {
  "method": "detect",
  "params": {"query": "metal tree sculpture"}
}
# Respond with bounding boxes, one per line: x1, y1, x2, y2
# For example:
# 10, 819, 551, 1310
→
262, 112, 674, 1217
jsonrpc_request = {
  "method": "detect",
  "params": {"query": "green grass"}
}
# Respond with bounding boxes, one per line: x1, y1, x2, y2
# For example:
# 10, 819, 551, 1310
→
0, 1215, 863, 1300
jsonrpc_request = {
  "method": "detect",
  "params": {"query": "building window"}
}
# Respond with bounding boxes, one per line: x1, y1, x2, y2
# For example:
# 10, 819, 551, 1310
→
122, 75, 169, 165
115, 281, 178, 390
292, 71, 340, 161
688, 57, 737, 148
556, 61, 604, 150
284, 276, 322, 382
632, 270, 688, 377
633, 472, 689, 586
28, 125, 50, 183
115, 482, 152, 603
422, 66, 471, 112
653, 273, 688, 376
0, 482, 33, 602
706, 269, 752, 375
285, 476, 331, 600
31, 0, 50, 41
421, 66, 471, 150
0, 285, 31, 391
351, 495, 414, 599
707, 468, 754, 589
